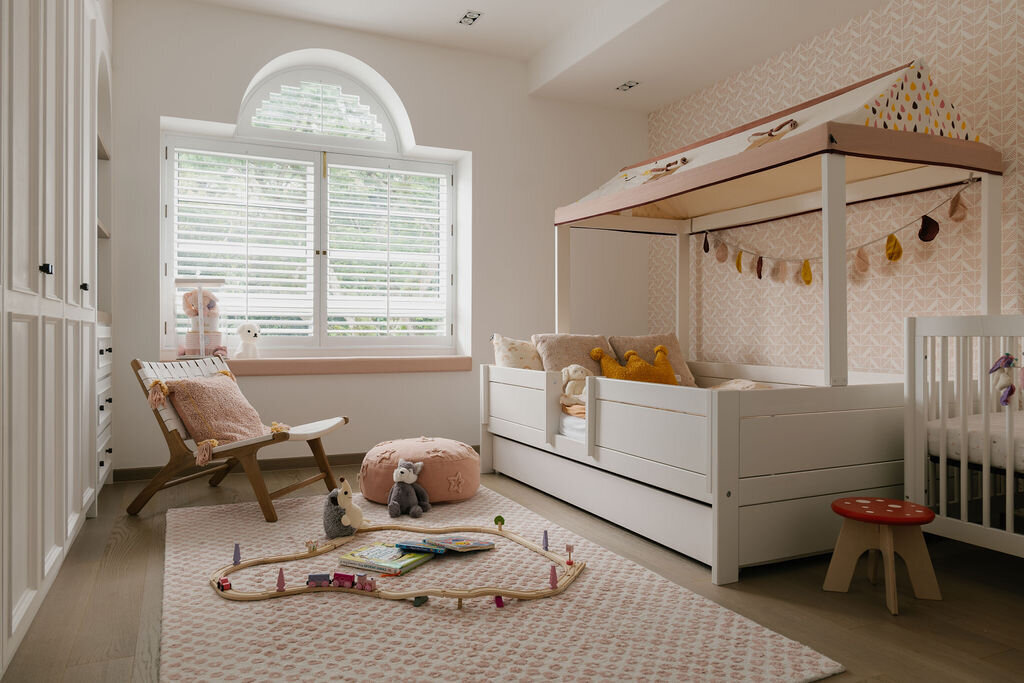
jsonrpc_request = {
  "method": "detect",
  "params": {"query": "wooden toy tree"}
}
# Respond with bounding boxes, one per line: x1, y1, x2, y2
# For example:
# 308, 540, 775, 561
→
494, 515, 505, 531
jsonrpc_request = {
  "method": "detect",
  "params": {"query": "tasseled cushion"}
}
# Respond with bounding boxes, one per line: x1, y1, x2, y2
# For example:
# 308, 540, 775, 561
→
164, 374, 269, 464
590, 345, 678, 386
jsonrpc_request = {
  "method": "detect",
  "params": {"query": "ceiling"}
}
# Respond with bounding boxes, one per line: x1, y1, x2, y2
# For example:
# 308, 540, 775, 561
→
193, 0, 890, 111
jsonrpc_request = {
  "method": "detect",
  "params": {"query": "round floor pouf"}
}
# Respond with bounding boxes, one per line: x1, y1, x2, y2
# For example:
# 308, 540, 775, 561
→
359, 437, 480, 505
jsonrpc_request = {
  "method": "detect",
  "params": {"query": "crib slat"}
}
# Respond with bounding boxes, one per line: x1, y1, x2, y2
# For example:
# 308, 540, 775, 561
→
939, 336, 948, 518
959, 337, 969, 521
981, 336, 991, 528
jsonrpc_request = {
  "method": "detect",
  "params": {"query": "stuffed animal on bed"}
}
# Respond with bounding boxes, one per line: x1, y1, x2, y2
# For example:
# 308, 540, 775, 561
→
591, 345, 678, 386
388, 459, 431, 518
323, 481, 362, 538
560, 363, 592, 406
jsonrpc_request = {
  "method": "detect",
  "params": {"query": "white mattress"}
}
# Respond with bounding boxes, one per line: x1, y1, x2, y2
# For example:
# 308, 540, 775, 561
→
559, 413, 587, 442
926, 412, 1024, 474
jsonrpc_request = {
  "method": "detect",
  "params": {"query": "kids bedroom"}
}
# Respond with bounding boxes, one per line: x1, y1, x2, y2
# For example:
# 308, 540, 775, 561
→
2, 0, 1023, 680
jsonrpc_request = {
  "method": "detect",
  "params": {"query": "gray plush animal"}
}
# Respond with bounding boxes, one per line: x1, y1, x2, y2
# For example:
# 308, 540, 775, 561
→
323, 479, 361, 538
388, 459, 431, 518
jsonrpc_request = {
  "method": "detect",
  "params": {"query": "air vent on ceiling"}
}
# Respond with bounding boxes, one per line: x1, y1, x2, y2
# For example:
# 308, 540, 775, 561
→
616, 81, 640, 92
459, 10, 482, 26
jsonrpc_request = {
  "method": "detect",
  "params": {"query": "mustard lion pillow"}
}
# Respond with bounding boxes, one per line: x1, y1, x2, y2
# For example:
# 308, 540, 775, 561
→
590, 345, 678, 386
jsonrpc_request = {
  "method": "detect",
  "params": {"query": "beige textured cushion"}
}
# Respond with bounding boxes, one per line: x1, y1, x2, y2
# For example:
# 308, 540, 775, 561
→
608, 333, 696, 387
167, 374, 268, 444
359, 437, 480, 504
491, 333, 543, 370
532, 333, 615, 376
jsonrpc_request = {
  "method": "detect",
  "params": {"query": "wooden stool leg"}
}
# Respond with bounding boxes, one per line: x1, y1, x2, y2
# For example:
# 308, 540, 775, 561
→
879, 525, 898, 615
893, 525, 942, 600
824, 519, 878, 592
307, 437, 339, 492
238, 452, 278, 523
866, 549, 880, 585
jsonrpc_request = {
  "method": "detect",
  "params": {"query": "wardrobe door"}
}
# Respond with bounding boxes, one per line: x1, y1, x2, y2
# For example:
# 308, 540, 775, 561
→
40, 0, 65, 303
3, 313, 41, 650
63, 0, 82, 307
77, 14, 96, 311
40, 316, 65, 580
64, 319, 85, 539
80, 319, 97, 511
6, 0, 41, 297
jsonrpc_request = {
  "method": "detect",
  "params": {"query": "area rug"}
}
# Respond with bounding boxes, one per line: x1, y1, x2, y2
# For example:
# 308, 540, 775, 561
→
163, 487, 843, 682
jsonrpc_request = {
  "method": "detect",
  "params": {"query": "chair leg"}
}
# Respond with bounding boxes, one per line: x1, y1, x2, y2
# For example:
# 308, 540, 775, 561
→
879, 525, 899, 616
238, 452, 278, 523
866, 549, 880, 585
127, 459, 188, 516
893, 525, 942, 600
208, 458, 238, 487
823, 519, 877, 593
307, 437, 339, 492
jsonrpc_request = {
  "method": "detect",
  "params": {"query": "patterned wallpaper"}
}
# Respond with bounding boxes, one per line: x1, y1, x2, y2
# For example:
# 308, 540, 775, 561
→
646, 0, 1021, 374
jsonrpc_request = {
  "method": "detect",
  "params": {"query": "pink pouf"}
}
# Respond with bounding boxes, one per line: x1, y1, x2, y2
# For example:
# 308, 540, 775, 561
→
359, 437, 480, 505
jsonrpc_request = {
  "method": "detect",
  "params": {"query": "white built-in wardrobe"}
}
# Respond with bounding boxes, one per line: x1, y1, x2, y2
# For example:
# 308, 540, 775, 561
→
1, 0, 113, 673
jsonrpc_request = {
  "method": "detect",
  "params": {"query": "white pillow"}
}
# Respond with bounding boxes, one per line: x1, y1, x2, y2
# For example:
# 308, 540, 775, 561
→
491, 333, 543, 370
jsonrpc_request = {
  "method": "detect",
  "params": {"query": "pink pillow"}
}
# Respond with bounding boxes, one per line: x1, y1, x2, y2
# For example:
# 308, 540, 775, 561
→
359, 437, 480, 505
166, 373, 268, 445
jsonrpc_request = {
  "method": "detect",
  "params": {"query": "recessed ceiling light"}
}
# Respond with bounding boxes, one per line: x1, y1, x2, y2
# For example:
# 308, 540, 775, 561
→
616, 81, 640, 92
459, 10, 482, 26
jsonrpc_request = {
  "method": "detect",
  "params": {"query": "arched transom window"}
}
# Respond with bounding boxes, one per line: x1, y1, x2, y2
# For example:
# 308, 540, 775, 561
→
251, 80, 387, 142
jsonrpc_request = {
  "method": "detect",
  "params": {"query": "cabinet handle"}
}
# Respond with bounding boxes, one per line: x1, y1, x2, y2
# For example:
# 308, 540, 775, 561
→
99, 405, 105, 411
105, 397, 112, 404
80, 282, 89, 291
105, 448, 112, 454
99, 349, 104, 355
99, 460, 105, 467
106, 347, 112, 353
39, 263, 54, 275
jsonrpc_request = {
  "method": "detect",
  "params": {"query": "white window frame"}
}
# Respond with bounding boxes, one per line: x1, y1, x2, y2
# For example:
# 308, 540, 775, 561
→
160, 132, 456, 357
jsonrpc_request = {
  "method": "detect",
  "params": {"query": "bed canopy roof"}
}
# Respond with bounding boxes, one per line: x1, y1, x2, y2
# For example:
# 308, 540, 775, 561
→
555, 61, 1002, 229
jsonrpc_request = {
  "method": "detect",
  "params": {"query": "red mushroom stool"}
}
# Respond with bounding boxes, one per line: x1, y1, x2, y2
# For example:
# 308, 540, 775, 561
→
823, 497, 942, 615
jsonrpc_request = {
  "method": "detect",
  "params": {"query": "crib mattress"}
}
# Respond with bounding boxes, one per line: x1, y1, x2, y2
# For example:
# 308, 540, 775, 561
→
926, 412, 1024, 474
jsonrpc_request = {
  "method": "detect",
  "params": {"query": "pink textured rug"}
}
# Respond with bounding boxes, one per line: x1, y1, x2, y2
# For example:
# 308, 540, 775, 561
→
163, 487, 843, 681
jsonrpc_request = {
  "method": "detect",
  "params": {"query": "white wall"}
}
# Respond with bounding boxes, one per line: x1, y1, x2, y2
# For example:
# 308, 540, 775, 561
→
111, 0, 647, 468
571, 230, 649, 336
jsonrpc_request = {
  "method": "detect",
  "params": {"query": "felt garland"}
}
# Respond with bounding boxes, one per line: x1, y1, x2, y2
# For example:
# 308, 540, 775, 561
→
697, 179, 973, 284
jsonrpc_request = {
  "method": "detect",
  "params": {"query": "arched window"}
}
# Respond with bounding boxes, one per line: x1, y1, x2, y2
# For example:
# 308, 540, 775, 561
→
161, 51, 456, 356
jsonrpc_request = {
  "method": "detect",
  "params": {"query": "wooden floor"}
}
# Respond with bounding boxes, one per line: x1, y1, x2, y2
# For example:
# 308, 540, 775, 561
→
4, 465, 1024, 682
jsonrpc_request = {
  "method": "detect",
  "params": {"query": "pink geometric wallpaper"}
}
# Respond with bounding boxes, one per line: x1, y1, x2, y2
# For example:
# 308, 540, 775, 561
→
646, 0, 1021, 374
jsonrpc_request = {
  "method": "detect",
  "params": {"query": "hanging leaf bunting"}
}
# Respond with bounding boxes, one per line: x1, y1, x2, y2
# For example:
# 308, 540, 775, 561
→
770, 260, 785, 282
801, 259, 812, 285
735, 250, 743, 273
756, 256, 763, 279
854, 247, 869, 273
714, 240, 728, 263
703, 232, 710, 253
948, 192, 967, 222
885, 234, 903, 262
918, 215, 940, 242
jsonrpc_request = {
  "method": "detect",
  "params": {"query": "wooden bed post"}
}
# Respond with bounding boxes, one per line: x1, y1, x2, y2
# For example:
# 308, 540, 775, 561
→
981, 172, 1002, 315
821, 154, 848, 387
555, 224, 571, 333
676, 228, 690, 356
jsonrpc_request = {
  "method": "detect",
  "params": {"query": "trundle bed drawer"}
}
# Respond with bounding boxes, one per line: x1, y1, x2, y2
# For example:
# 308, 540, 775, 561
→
595, 400, 708, 474
737, 484, 902, 566
492, 436, 713, 564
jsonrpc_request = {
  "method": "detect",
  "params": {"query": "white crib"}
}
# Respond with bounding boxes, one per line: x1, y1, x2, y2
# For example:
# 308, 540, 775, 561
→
905, 315, 1024, 558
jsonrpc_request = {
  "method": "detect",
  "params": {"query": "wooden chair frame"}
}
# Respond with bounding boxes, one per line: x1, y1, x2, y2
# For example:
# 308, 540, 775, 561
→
129, 357, 348, 522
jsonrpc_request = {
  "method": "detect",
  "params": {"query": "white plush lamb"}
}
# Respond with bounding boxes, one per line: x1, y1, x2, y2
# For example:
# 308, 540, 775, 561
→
560, 363, 592, 406
235, 322, 261, 359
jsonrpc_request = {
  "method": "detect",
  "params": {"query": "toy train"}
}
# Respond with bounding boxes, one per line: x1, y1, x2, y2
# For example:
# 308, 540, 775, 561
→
305, 572, 376, 591
217, 577, 232, 591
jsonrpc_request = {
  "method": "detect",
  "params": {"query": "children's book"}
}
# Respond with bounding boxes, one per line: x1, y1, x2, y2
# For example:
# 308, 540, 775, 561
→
337, 543, 434, 575
424, 536, 495, 553
395, 541, 447, 555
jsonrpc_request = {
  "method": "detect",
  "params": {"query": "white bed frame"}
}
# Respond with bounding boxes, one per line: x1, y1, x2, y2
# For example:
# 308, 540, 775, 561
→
905, 315, 1024, 559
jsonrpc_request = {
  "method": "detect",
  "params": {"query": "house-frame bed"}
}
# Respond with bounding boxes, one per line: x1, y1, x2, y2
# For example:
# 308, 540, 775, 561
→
480, 62, 1004, 584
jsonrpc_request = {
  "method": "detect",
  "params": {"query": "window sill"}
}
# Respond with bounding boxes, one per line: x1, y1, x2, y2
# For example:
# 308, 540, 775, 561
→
225, 355, 472, 377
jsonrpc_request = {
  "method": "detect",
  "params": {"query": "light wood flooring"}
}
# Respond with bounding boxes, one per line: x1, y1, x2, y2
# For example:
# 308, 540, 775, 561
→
3, 465, 1024, 682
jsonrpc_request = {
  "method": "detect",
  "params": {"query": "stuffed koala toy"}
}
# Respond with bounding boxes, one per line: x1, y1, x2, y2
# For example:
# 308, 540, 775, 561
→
235, 323, 261, 359
388, 460, 431, 518
559, 363, 592, 406
323, 478, 363, 538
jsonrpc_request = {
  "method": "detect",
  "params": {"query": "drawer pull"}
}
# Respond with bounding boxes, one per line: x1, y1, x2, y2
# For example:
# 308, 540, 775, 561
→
99, 349, 104, 355
99, 405, 105, 411
105, 448, 112, 454
39, 263, 54, 275
80, 282, 89, 291
105, 397, 112, 404
106, 347, 112, 353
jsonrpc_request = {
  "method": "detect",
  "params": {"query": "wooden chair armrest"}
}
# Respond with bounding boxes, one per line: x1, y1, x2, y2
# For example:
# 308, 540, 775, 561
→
283, 417, 349, 442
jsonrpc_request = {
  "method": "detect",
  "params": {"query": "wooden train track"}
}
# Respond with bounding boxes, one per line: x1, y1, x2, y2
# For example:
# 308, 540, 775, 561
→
209, 523, 586, 604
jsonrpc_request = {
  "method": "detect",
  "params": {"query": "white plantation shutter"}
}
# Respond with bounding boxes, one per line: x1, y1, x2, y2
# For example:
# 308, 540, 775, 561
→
326, 163, 449, 337
173, 148, 316, 337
